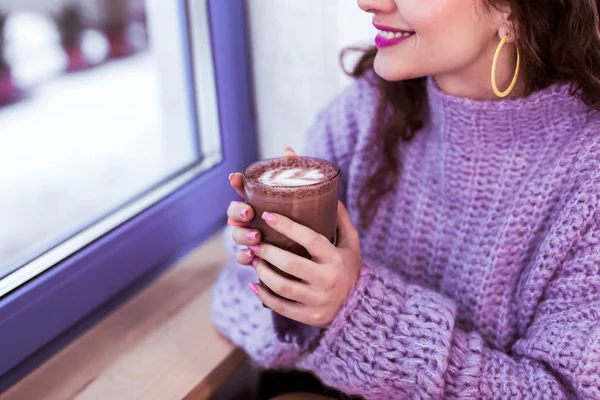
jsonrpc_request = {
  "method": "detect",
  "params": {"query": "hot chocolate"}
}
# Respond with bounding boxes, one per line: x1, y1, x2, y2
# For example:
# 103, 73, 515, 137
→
243, 157, 340, 289
255, 165, 329, 187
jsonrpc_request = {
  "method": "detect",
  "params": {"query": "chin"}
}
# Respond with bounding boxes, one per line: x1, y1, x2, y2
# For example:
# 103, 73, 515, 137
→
373, 51, 423, 82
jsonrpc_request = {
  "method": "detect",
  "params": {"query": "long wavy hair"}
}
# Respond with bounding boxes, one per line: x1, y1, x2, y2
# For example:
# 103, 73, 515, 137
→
346, 0, 600, 227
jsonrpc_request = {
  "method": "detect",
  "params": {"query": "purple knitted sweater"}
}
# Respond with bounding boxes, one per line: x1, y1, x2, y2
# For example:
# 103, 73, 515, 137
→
211, 76, 600, 399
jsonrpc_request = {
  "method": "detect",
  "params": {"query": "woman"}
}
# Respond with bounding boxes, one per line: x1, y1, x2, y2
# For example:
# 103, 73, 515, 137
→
212, 0, 600, 398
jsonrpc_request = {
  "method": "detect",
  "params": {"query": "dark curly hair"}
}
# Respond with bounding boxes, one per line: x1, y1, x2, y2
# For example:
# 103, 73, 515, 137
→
346, 0, 600, 227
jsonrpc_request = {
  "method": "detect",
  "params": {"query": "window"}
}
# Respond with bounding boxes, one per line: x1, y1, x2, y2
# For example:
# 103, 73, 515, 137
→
0, 0, 256, 384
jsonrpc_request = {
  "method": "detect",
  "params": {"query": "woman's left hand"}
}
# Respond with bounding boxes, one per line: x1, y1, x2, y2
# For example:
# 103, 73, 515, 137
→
248, 201, 362, 328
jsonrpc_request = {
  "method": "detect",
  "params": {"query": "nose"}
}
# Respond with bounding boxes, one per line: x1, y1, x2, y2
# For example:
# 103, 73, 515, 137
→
357, 0, 396, 14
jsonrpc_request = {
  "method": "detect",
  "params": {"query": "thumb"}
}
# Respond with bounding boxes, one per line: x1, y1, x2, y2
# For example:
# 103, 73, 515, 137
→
229, 172, 245, 198
336, 201, 359, 249
284, 147, 297, 158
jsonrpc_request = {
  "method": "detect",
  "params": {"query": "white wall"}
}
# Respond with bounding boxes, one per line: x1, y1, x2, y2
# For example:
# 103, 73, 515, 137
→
247, 0, 374, 158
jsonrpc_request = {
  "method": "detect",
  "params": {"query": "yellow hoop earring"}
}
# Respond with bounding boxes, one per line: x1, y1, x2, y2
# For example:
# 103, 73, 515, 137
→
491, 35, 520, 98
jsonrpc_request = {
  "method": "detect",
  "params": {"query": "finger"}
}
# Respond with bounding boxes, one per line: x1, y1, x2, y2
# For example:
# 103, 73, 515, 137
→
249, 282, 309, 323
284, 147, 297, 158
227, 201, 255, 223
227, 218, 247, 228
255, 259, 314, 304
336, 201, 359, 248
229, 173, 245, 198
249, 243, 314, 282
259, 212, 334, 261
232, 227, 261, 246
236, 248, 255, 265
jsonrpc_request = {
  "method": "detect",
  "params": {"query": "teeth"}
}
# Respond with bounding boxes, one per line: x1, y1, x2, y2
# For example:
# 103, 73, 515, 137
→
379, 29, 413, 39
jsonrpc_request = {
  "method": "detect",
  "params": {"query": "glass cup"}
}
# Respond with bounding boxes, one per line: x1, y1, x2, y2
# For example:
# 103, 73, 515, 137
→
243, 156, 340, 297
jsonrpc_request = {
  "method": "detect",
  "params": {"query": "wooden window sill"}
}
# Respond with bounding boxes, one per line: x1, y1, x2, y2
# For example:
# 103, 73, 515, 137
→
2, 230, 246, 399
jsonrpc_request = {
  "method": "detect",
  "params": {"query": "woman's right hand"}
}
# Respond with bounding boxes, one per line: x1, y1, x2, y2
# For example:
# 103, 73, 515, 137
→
227, 147, 297, 265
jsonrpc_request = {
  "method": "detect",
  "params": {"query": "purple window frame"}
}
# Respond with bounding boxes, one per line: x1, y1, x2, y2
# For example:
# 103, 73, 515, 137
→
0, 0, 257, 388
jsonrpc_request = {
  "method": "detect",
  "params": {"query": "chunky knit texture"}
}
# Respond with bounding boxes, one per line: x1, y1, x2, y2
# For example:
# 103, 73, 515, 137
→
211, 76, 600, 399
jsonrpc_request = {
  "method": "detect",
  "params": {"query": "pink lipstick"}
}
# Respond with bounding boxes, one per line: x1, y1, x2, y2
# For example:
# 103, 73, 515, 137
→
373, 23, 415, 49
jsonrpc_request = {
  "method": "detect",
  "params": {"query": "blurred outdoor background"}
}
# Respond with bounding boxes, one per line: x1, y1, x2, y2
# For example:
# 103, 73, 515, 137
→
0, 0, 373, 279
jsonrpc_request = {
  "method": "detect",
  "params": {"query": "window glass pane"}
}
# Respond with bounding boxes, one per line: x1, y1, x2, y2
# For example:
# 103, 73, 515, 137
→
0, 0, 220, 287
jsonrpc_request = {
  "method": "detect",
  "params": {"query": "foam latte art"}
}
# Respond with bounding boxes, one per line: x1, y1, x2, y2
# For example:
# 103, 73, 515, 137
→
258, 168, 326, 186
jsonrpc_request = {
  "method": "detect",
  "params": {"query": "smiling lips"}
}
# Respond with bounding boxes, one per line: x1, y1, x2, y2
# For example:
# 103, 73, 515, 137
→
373, 23, 415, 49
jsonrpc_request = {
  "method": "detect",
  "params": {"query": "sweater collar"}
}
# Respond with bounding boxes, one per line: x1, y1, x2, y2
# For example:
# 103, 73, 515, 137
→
425, 77, 589, 147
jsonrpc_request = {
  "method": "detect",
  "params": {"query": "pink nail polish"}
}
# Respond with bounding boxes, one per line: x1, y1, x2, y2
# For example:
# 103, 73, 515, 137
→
240, 208, 249, 219
247, 231, 259, 242
248, 282, 259, 295
262, 212, 277, 225
249, 245, 260, 253
252, 257, 258, 267
243, 249, 253, 259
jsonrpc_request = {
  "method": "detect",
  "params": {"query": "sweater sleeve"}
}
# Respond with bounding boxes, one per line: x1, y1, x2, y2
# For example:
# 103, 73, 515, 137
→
304, 79, 369, 206
296, 217, 600, 399
210, 250, 321, 369
304, 108, 351, 205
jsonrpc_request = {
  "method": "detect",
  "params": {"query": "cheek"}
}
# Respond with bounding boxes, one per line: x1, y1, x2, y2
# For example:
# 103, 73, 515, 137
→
409, 1, 487, 50
401, 1, 453, 32
375, 0, 492, 81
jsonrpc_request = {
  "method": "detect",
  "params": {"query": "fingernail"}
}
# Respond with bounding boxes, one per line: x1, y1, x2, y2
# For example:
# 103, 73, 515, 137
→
243, 249, 253, 259
247, 231, 259, 242
248, 282, 259, 295
228, 173, 233, 181
249, 245, 260, 253
262, 212, 277, 225
252, 257, 258, 267
240, 208, 249, 219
